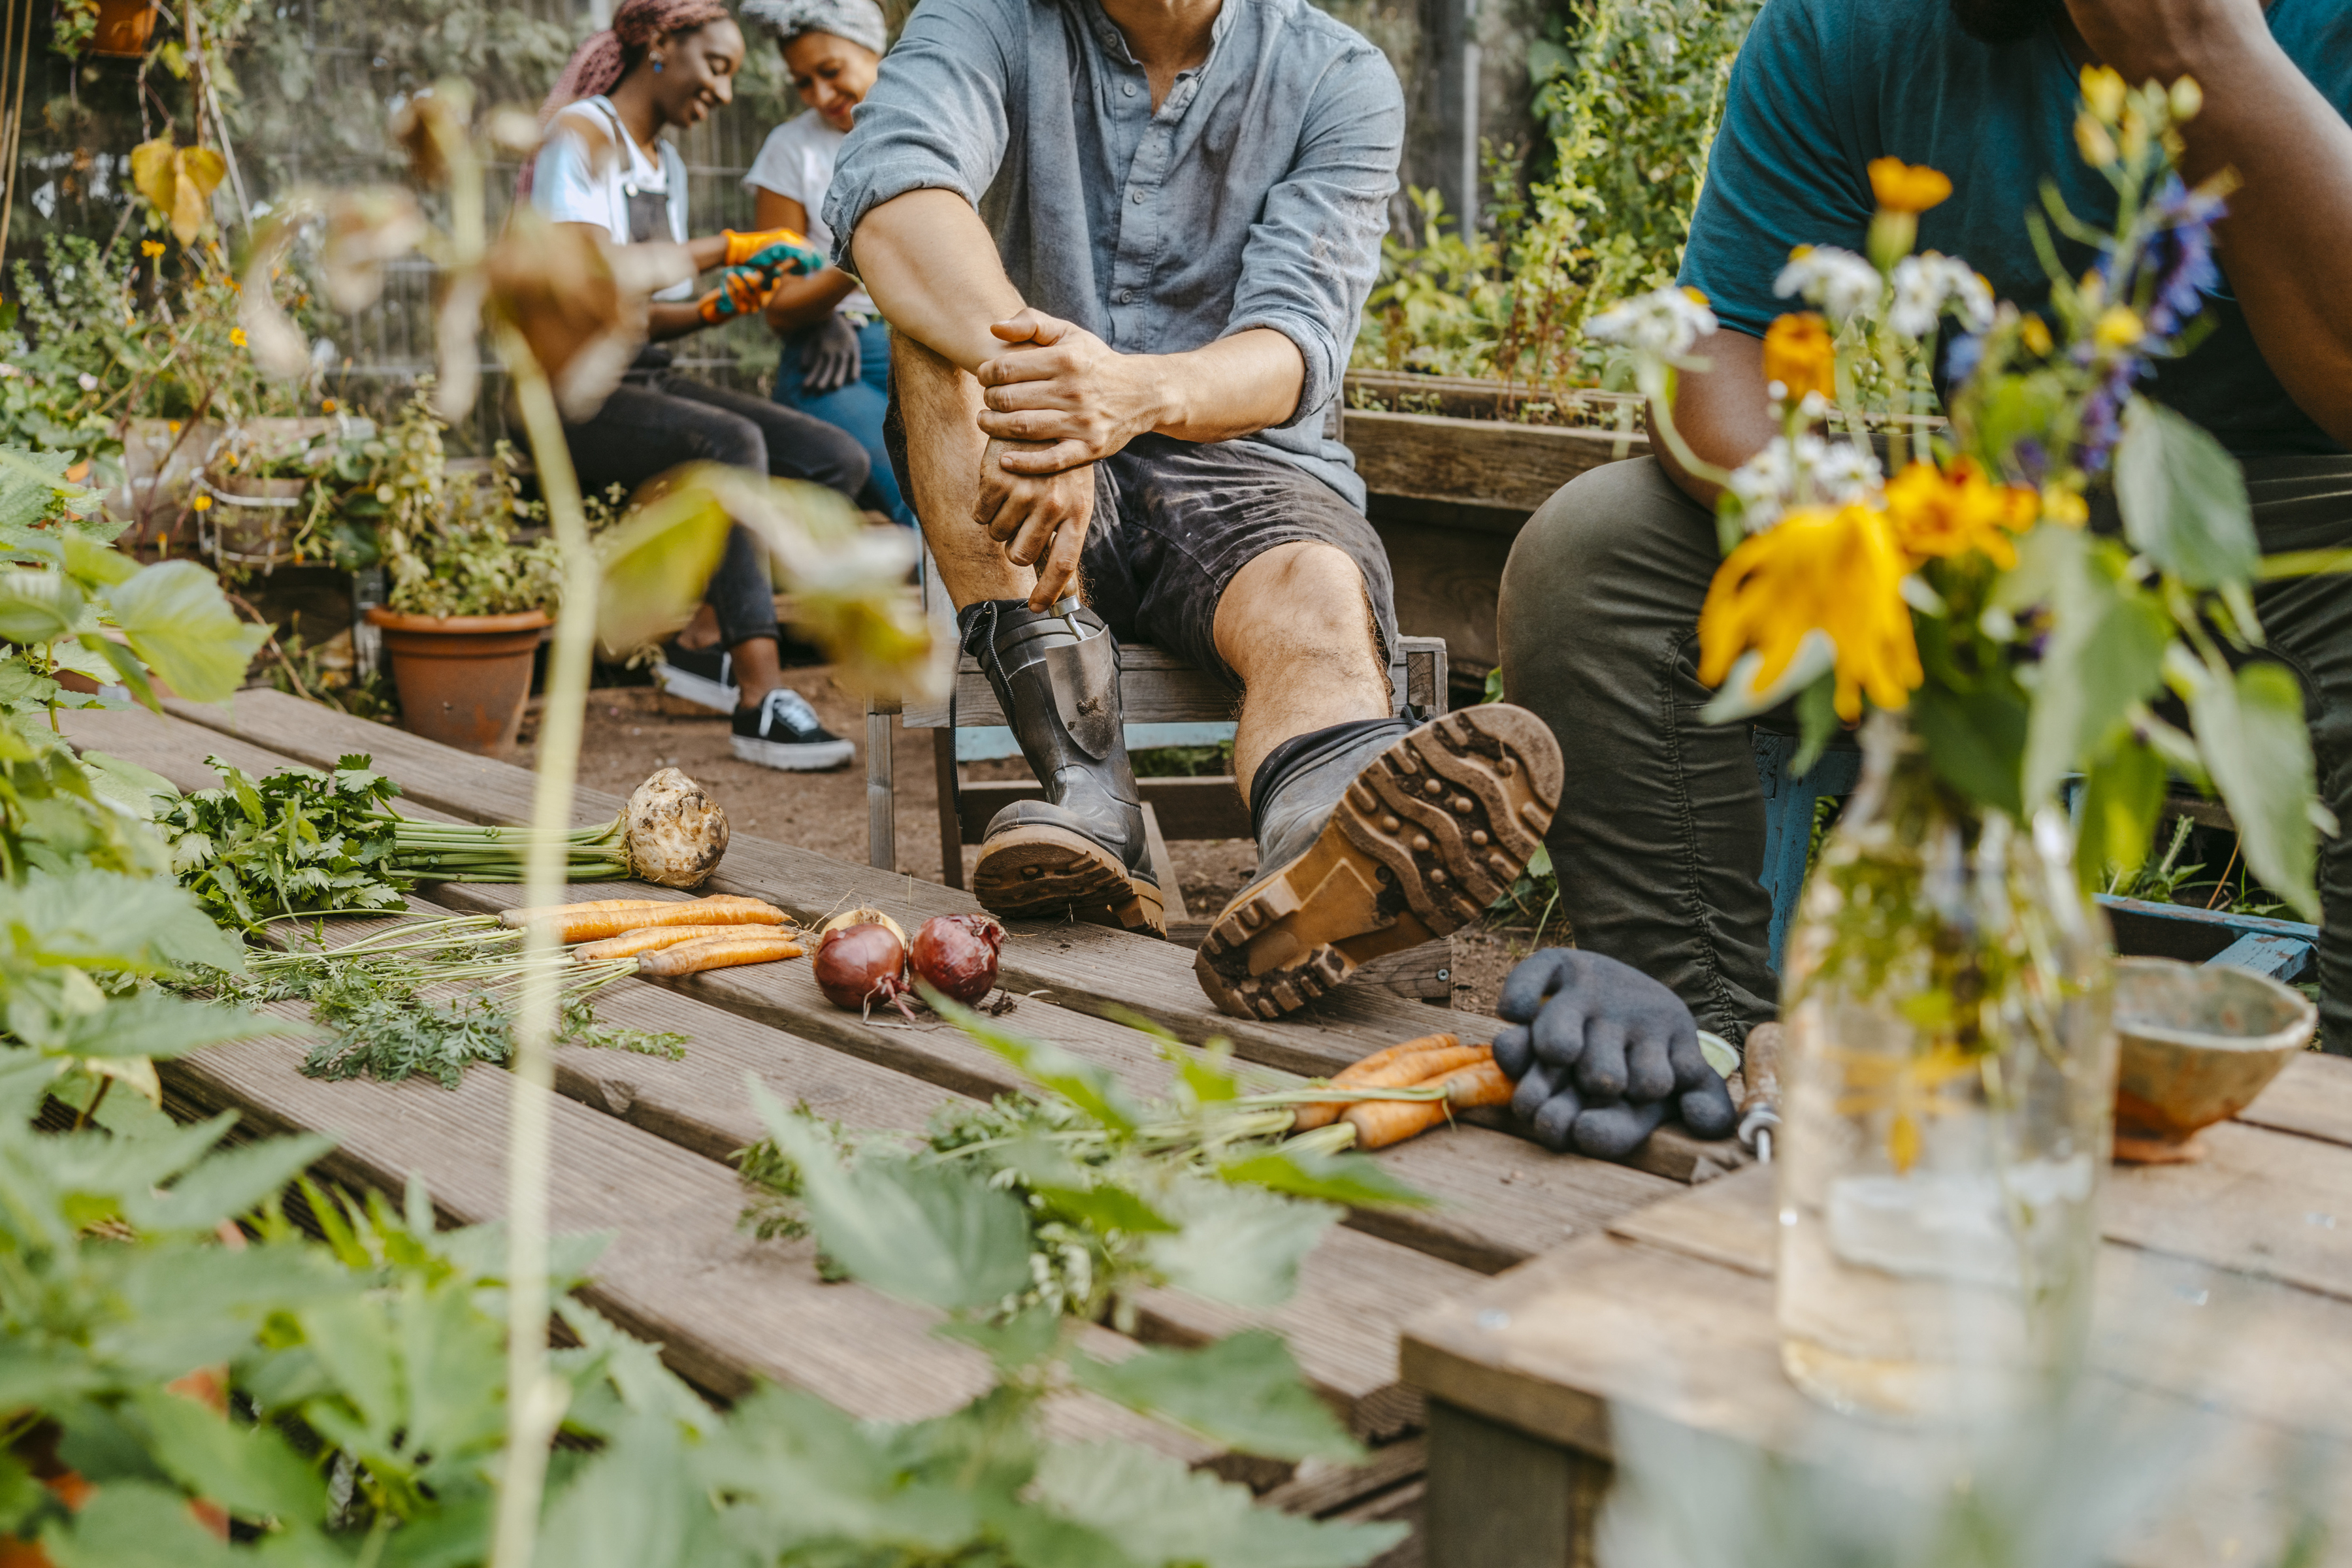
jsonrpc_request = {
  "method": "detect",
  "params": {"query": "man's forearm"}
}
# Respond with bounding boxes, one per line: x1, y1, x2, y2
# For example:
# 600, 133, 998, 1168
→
2072, 1, 2352, 444
847, 188, 1026, 370
1139, 329, 1304, 443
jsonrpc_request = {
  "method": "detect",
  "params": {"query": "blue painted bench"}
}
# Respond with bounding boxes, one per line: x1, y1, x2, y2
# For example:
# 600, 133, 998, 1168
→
1752, 730, 2318, 983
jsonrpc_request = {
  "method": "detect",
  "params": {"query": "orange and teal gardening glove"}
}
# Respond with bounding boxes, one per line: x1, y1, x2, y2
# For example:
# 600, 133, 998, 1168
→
721, 226, 811, 267
695, 235, 831, 323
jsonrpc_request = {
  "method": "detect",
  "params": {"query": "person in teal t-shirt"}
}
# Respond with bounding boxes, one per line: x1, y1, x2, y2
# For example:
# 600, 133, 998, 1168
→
1498, 0, 2352, 1056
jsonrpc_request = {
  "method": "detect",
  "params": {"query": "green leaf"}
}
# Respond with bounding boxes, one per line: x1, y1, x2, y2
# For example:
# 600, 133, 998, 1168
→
0, 568, 84, 644
1217, 1148, 1433, 1210
103, 560, 269, 706
1034, 1441, 1405, 1568
125, 1134, 333, 1233
1791, 672, 1840, 778
52, 989, 297, 1062
1068, 1331, 1362, 1463
2187, 660, 2321, 919
537, 1413, 753, 1568
935, 1303, 1065, 1371
1143, 1180, 1335, 1309
1032, 1182, 1177, 1235
1910, 683, 2027, 818
129, 1386, 329, 1522
2019, 529, 2170, 806
2079, 739, 2166, 890
41, 1478, 242, 1568
77, 750, 182, 819
2115, 397, 2259, 589
593, 487, 732, 657
752, 1082, 1033, 1312
929, 994, 1143, 1135
0, 1452, 41, 1534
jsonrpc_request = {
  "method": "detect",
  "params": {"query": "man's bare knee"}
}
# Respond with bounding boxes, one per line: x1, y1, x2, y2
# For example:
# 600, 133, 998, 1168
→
1218, 542, 1380, 677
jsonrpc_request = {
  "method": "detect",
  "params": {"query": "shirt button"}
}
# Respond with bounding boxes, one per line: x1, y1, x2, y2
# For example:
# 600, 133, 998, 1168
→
1130, 188, 1143, 204
1119, 289, 1134, 304
1123, 81, 1137, 97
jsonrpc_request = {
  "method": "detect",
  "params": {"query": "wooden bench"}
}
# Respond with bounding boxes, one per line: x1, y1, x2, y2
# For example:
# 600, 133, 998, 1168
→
1402, 1056, 2352, 1567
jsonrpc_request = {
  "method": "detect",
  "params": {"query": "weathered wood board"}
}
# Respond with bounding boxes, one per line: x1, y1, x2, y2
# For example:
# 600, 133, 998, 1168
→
139, 689, 1748, 1184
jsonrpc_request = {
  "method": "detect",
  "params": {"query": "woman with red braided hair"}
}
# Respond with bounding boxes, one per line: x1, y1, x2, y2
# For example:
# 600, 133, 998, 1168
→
528, 0, 866, 771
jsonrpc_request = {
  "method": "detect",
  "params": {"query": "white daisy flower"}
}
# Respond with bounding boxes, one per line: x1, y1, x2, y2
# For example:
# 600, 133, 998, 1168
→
1587, 286, 1720, 359
1774, 246, 1882, 325
1888, 253, 1994, 338
1727, 434, 1883, 532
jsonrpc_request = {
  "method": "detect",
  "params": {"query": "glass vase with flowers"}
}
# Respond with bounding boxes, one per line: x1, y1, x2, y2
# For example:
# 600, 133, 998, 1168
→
1591, 69, 2326, 1419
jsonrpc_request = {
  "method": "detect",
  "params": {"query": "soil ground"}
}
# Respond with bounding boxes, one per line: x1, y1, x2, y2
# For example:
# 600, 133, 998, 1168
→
519, 675, 1544, 1015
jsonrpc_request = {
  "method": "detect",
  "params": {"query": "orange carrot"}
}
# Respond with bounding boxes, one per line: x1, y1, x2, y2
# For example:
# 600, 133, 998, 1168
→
1331, 1034, 1460, 1085
1290, 1040, 1490, 1131
1341, 1056, 1514, 1149
1343, 1097, 1453, 1149
638, 930, 805, 978
572, 924, 747, 962
498, 896, 662, 930
504, 895, 789, 943
1428, 1058, 1514, 1110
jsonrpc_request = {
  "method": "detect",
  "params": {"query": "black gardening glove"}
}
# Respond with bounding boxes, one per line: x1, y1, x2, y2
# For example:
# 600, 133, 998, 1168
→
1492, 948, 1737, 1153
800, 313, 862, 395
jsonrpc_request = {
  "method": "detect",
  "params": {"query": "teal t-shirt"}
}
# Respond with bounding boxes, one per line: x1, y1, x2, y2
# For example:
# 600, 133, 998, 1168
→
1679, 0, 2352, 457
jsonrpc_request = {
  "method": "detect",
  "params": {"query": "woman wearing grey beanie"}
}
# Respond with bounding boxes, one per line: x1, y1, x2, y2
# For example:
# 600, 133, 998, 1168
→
739, 0, 913, 527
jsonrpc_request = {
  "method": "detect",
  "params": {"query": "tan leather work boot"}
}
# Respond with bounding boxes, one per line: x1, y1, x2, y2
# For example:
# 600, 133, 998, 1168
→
1195, 705, 1561, 1019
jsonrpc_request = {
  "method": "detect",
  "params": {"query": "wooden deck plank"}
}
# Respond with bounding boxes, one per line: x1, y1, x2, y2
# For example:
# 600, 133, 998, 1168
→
1611, 1125, 2352, 1309
62, 702, 1680, 1277
66, 711, 1484, 1439
145, 689, 1746, 1184
2241, 1052, 2352, 1148
417, 874, 1678, 1277
161, 1013, 1207, 1462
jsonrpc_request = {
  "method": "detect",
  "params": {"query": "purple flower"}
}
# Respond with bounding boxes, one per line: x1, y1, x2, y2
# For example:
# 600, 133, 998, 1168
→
2138, 176, 2224, 340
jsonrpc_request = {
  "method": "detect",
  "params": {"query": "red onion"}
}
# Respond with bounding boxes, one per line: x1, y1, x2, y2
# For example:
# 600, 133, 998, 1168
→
911, 914, 1004, 1004
813, 922, 908, 1010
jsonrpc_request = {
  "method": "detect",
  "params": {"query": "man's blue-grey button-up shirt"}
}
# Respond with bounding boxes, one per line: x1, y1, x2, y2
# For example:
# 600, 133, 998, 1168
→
823, 0, 1404, 509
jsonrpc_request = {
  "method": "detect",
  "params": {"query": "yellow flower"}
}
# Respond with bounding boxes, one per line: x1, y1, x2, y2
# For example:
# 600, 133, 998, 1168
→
1699, 503, 1922, 723
191, 493, 212, 512
2040, 483, 2089, 527
230, 327, 248, 348
2080, 65, 2127, 125
321, 397, 338, 413
1761, 312, 1837, 402
1867, 157, 1952, 215
2170, 76, 2203, 124
139, 239, 165, 259
2019, 314, 2053, 357
2074, 113, 2119, 169
2093, 304, 2145, 351
1884, 460, 2039, 568
1680, 285, 1710, 308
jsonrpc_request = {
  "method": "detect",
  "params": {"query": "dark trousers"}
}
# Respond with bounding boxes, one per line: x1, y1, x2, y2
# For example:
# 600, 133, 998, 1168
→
561, 373, 871, 647
1497, 453, 2352, 1054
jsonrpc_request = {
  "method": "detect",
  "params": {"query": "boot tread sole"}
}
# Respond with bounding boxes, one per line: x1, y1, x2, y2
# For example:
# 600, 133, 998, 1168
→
1194, 706, 1560, 1020
974, 825, 1167, 938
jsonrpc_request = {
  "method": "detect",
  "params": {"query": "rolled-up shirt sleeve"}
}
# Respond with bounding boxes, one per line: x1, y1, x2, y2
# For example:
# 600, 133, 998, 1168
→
822, 0, 1014, 270
1220, 42, 1402, 429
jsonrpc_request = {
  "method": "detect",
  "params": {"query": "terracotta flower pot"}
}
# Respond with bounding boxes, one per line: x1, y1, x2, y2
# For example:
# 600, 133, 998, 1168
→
365, 607, 549, 757
90, 0, 159, 57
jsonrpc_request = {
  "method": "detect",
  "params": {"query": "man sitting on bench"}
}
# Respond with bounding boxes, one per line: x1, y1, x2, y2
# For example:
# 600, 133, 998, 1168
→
828, 0, 1562, 1017
1499, 0, 2352, 1051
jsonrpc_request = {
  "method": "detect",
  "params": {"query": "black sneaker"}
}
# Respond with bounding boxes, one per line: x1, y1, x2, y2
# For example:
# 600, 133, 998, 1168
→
655, 641, 737, 711
731, 687, 855, 771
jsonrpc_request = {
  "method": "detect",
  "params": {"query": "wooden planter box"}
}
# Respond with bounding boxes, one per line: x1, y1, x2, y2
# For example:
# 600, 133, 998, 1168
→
1341, 371, 1652, 679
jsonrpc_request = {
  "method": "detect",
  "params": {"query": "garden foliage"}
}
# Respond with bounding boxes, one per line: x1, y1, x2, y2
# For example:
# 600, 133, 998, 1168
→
1353, 0, 1759, 391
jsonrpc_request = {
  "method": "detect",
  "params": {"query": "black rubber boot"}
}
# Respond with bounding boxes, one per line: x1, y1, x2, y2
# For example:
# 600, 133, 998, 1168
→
1196, 706, 1563, 1019
960, 598, 1164, 936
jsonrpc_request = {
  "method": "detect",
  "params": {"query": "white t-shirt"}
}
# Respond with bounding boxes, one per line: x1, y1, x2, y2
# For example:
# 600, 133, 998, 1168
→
743, 109, 874, 318
533, 97, 694, 302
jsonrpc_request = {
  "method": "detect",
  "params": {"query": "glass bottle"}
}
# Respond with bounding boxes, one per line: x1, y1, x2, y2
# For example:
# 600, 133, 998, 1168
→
1774, 711, 2115, 1420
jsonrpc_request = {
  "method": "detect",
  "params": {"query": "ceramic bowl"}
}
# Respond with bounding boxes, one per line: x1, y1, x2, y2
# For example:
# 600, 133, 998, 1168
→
2112, 956, 2315, 1163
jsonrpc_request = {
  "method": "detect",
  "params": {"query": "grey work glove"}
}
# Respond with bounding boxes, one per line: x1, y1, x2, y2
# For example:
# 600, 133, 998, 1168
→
1492, 948, 1737, 1154
799, 313, 861, 395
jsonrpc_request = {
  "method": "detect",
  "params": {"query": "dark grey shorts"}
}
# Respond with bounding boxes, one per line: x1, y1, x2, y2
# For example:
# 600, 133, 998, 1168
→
885, 408, 1396, 689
